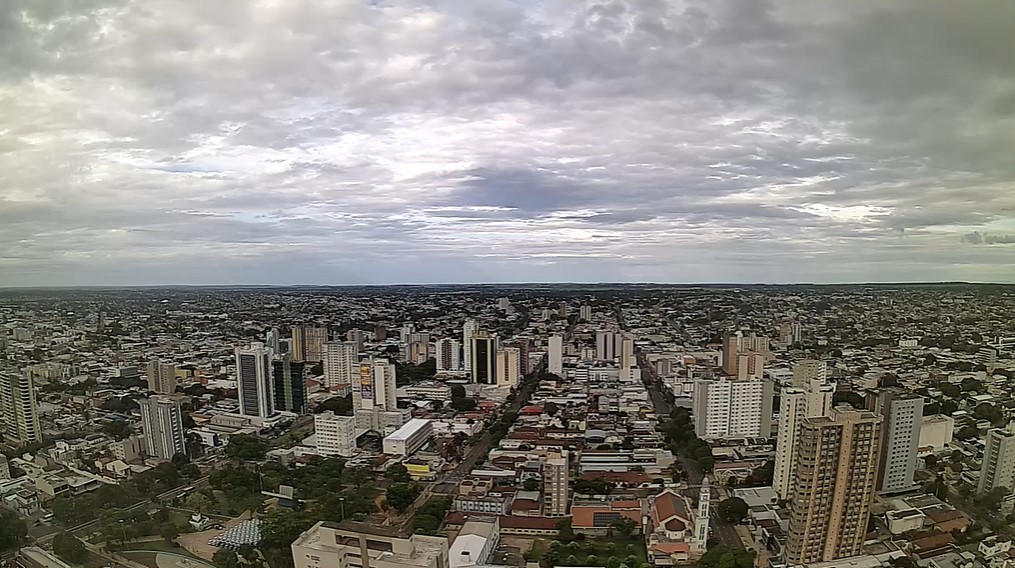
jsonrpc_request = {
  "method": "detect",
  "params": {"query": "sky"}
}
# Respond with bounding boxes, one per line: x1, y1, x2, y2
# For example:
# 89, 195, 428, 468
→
2, 0, 1015, 286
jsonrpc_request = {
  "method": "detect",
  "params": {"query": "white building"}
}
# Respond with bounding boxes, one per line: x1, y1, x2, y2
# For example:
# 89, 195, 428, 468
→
147, 358, 177, 395
547, 335, 563, 377
919, 414, 955, 451
978, 423, 1015, 495
450, 519, 499, 568
620, 337, 635, 370
592, 330, 617, 361
462, 319, 478, 372
322, 341, 358, 389
773, 374, 835, 499
692, 377, 773, 440
353, 358, 397, 412
496, 347, 521, 387
383, 418, 434, 457
235, 342, 274, 418
138, 395, 186, 460
436, 339, 461, 372
292, 522, 449, 568
315, 411, 357, 457
875, 389, 923, 494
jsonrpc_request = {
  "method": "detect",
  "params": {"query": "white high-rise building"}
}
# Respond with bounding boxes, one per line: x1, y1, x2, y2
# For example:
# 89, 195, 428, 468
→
792, 360, 827, 387
138, 395, 186, 460
978, 423, 1015, 495
323, 341, 358, 389
496, 347, 521, 387
353, 358, 397, 412
874, 389, 923, 494
547, 335, 563, 376
462, 319, 478, 372
579, 305, 593, 321
436, 339, 461, 372
265, 327, 281, 355
620, 337, 635, 370
694, 481, 711, 553
693, 377, 774, 440
595, 331, 619, 362
315, 411, 357, 457
235, 342, 274, 418
0, 371, 41, 445
147, 358, 177, 395
773, 375, 835, 499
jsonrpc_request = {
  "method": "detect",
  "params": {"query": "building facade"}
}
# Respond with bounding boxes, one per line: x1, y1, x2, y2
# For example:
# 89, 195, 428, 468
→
469, 332, 496, 385
543, 450, 569, 517
462, 319, 478, 372
0, 371, 42, 445
978, 423, 1015, 495
785, 406, 882, 565
291, 522, 449, 568
273, 354, 308, 414
547, 335, 563, 377
147, 358, 177, 395
692, 377, 774, 440
595, 331, 619, 362
138, 395, 186, 460
323, 341, 358, 389
235, 342, 274, 418
315, 411, 357, 457
495, 347, 521, 387
436, 339, 461, 372
773, 374, 835, 499
875, 389, 923, 494
291, 325, 328, 362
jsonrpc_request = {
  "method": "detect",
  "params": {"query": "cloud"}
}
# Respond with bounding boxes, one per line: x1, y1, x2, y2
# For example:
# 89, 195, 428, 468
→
1, 0, 1014, 285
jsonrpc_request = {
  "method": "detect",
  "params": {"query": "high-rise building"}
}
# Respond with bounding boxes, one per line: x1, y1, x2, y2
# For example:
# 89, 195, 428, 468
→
265, 327, 281, 355
322, 341, 358, 389
273, 353, 307, 414
497, 297, 512, 311
146, 358, 177, 395
773, 375, 835, 499
547, 335, 563, 377
470, 332, 496, 384
692, 377, 774, 440
496, 347, 521, 387
0, 371, 41, 445
345, 329, 365, 353
462, 319, 478, 372
436, 339, 461, 372
735, 352, 765, 379
544, 450, 569, 517
235, 343, 274, 418
785, 406, 882, 565
874, 389, 923, 494
595, 331, 619, 362
138, 395, 186, 460
404, 332, 430, 365
0, 454, 10, 480
694, 482, 711, 553
579, 305, 593, 321
620, 337, 635, 370
291, 326, 328, 362
978, 423, 1015, 495
353, 358, 397, 412
721, 335, 739, 376
314, 411, 357, 457
792, 360, 827, 387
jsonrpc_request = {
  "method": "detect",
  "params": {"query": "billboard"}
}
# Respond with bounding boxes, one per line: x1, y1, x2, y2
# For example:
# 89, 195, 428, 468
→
359, 363, 373, 400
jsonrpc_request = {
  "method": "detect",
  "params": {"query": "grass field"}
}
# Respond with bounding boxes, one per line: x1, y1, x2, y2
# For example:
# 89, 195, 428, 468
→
531, 537, 649, 567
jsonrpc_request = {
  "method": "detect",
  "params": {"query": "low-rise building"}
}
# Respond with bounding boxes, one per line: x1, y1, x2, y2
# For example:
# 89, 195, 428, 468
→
291, 521, 449, 568
383, 418, 434, 457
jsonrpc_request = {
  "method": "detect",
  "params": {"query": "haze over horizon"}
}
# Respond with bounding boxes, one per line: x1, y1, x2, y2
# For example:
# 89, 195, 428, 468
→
3, 0, 1015, 287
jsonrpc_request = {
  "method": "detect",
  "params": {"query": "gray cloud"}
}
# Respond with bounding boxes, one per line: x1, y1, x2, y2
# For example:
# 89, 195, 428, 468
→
1, 0, 1014, 285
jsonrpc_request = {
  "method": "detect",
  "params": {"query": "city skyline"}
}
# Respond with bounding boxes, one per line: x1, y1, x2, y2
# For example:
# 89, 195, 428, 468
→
3, 0, 1014, 286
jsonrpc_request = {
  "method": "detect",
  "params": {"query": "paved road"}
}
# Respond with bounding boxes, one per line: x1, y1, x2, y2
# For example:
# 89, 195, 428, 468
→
639, 355, 745, 551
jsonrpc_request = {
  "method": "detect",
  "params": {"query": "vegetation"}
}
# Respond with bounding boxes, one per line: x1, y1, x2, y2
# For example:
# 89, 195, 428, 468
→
717, 497, 749, 523
314, 394, 353, 415
213, 548, 240, 568
574, 478, 613, 495
0, 508, 28, 551
384, 463, 410, 482
53, 532, 89, 564
395, 358, 436, 385
662, 407, 714, 473
698, 546, 755, 568
384, 483, 422, 512
225, 434, 270, 461
537, 535, 648, 567
411, 497, 452, 535
832, 391, 865, 409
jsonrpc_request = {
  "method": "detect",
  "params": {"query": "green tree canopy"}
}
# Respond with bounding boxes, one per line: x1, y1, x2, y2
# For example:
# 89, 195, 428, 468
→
385, 463, 410, 482
53, 533, 88, 564
718, 497, 749, 523
225, 434, 269, 461
385, 483, 422, 512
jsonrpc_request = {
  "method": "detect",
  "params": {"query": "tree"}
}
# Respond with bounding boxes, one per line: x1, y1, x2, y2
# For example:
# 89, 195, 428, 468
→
940, 383, 962, 399
450, 397, 477, 411
574, 478, 613, 495
53, 532, 88, 564
889, 557, 918, 568
523, 477, 540, 491
385, 463, 411, 482
0, 508, 27, 551
213, 548, 240, 568
974, 403, 1004, 426
924, 454, 939, 469
544, 401, 559, 416
941, 399, 959, 415
225, 434, 269, 461
159, 523, 180, 544
718, 497, 749, 524
586, 555, 599, 566
698, 545, 755, 568
385, 483, 422, 512
315, 394, 353, 415
451, 385, 467, 399
957, 425, 980, 440
611, 516, 638, 538
185, 491, 213, 513
556, 518, 574, 542
103, 420, 132, 440
259, 509, 313, 549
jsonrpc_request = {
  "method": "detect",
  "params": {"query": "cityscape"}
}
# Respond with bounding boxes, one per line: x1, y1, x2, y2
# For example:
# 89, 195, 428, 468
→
1, 284, 1014, 568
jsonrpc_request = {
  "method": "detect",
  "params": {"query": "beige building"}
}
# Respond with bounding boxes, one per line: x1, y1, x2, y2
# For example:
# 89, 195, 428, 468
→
785, 406, 882, 565
292, 521, 449, 568
543, 450, 569, 517
495, 347, 521, 387
292, 326, 328, 362
147, 358, 178, 395
773, 373, 835, 500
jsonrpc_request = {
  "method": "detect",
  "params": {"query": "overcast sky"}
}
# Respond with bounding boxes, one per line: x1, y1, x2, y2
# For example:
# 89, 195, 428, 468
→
2, 0, 1014, 286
